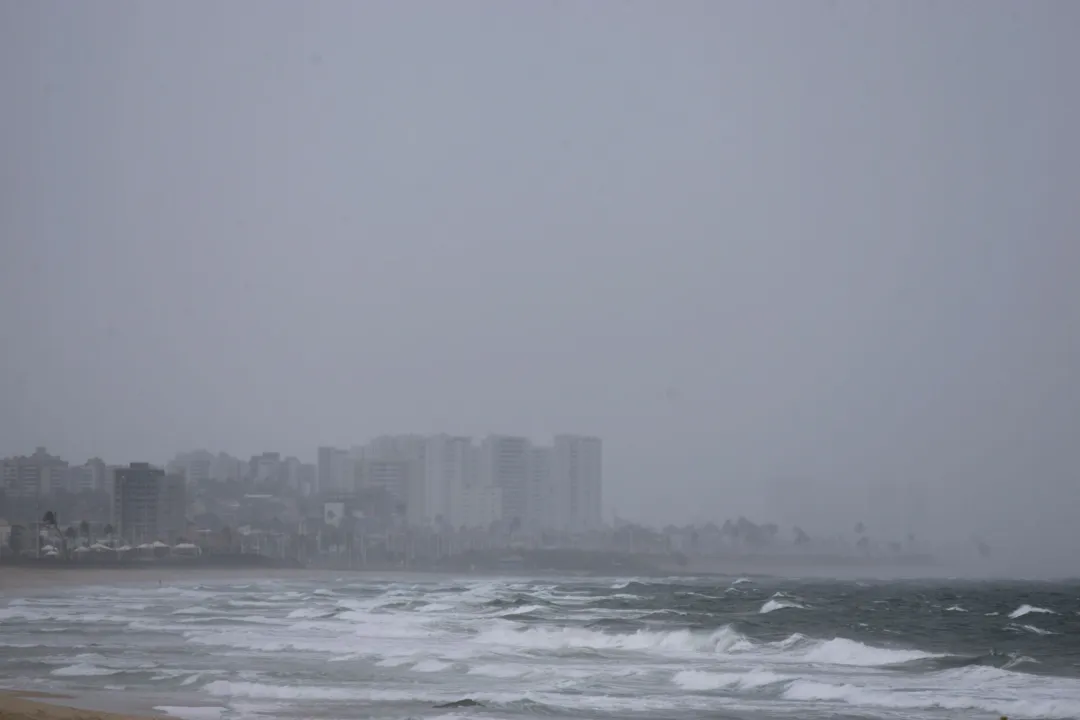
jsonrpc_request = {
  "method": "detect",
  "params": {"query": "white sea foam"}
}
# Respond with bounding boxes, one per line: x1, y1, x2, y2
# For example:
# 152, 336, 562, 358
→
475, 624, 751, 654
672, 668, 787, 691
760, 598, 805, 613
795, 637, 936, 666
5, 576, 1079, 720
467, 663, 530, 678
411, 659, 452, 672
1009, 604, 1056, 619
782, 677, 1080, 719
52, 663, 122, 677
1008, 623, 1056, 636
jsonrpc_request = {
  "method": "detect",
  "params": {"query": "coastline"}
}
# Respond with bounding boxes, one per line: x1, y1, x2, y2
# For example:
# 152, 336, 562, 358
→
0, 566, 324, 596
0, 690, 159, 720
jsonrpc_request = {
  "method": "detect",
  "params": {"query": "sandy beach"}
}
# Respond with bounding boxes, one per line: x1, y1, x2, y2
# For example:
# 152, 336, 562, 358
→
0, 691, 158, 720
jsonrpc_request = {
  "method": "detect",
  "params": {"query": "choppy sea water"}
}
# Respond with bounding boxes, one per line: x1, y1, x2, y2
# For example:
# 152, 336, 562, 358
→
2, 574, 1079, 720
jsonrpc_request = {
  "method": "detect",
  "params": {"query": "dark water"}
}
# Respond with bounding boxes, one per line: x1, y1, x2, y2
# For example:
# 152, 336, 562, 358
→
1, 573, 1078, 719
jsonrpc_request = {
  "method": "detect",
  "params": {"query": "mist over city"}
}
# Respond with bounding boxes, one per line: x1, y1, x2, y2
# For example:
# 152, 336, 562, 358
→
2, 1, 1076, 578
1, 3, 1078, 719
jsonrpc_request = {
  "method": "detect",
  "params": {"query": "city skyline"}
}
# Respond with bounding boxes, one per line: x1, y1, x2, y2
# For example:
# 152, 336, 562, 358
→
1, 431, 605, 538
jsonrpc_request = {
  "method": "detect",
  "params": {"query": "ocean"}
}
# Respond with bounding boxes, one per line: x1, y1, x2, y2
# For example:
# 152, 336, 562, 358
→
1, 572, 1079, 720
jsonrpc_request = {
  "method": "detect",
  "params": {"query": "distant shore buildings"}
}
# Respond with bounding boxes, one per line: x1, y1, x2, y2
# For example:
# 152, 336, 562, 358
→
317, 433, 604, 535
0, 437, 949, 568
0, 433, 604, 542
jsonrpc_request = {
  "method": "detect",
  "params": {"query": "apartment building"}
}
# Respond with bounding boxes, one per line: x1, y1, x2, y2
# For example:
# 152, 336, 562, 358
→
552, 435, 603, 534
480, 435, 531, 530
112, 463, 187, 544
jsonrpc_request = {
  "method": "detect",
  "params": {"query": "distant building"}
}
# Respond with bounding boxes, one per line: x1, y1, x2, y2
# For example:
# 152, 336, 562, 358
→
161, 473, 187, 540
210, 453, 245, 483
362, 435, 427, 525
317, 446, 353, 494
112, 463, 187, 544
66, 457, 109, 494
249, 452, 282, 485
167, 450, 216, 486
280, 456, 313, 494
1, 447, 68, 499
552, 435, 603, 534
357, 459, 410, 507
296, 462, 317, 496
527, 445, 554, 533
480, 435, 531, 530
422, 435, 472, 529
1, 448, 68, 524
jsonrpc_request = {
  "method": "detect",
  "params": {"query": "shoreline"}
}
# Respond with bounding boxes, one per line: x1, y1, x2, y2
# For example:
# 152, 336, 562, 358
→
0, 690, 160, 720
0, 566, 327, 596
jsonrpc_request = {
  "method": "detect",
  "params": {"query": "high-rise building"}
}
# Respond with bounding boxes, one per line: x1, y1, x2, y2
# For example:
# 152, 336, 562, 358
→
167, 450, 215, 486
480, 435, 531, 530
160, 473, 187, 541
357, 459, 410, 506
363, 435, 426, 524
65, 457, 109, 494
551, 435, 603, 533
1, 448, 68, 524
317, 446, 353, 494
112, 463, 187, 544
210, 453, 244, 483
422, 435, 474, 529
527, 445, 554, 533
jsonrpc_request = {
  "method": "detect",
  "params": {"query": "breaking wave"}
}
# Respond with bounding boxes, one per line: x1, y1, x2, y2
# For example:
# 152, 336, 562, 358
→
3, 575, 1079, 720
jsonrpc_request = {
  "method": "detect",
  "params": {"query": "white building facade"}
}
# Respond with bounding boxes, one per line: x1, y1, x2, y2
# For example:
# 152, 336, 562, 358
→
551, 435, 603, 534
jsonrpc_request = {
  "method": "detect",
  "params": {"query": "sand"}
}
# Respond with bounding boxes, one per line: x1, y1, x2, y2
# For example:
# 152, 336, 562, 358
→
0, 691, 159, 720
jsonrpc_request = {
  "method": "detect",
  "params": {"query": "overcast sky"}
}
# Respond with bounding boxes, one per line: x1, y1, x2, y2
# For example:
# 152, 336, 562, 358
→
1, 2, 1076, 552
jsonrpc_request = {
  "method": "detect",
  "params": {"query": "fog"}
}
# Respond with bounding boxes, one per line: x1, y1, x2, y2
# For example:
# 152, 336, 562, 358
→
1, 2, 1076, 569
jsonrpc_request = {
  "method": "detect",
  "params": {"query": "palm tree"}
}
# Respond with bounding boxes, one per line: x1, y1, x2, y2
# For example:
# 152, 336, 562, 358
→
42, 511, 63, 555
79, 520, 90, 544
103, 524, 114, 545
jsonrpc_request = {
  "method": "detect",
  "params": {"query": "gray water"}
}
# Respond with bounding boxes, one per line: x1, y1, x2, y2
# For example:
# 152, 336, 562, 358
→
2, 573, 1079, 720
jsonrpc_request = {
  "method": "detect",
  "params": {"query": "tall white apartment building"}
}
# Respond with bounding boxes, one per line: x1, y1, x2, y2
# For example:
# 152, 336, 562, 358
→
66, 458, 109, 494
166, 450, 214, 486
421, 435, 473, 528
551, 435, 603, 533
365, 435, 426, 464
363, 435, 427, 524
527, 446, 554, 533
1, 447, 68, 500
357, 459, 410, 506
457, 439, 501, 531
480, 435, 531, 530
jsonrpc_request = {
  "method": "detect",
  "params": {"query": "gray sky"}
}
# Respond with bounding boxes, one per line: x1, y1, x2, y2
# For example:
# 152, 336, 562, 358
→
2, 2, 1077, 550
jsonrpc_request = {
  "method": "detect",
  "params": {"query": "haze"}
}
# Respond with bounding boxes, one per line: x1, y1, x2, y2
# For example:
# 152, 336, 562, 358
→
1, 2, 1076, 571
